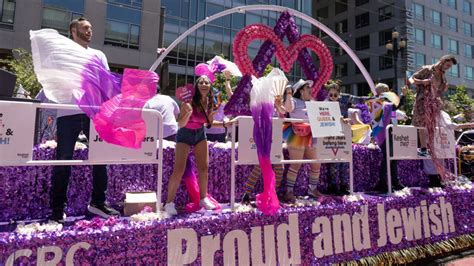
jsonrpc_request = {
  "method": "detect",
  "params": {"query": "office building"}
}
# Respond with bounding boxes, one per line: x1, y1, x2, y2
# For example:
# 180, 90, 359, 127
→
313, 0, 474, 96
0, 0, 161, 73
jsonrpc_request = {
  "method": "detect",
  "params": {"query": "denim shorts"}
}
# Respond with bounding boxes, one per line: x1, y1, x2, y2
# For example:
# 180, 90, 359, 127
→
176, 127, 207, 146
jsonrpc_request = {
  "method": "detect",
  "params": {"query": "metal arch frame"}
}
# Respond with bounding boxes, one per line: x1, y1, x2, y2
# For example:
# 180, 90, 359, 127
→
150, 4, 376, 94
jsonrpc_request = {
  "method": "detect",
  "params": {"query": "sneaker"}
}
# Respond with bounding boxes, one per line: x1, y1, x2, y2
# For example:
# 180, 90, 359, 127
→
87, 203, 120, 218
308, 188, 323, 199
417, 148, 430, 157
241, 193, 251, 205
283, 191, 296, 204
49, 210, 66, 224
200, 197, 217, 210
164, 202, 178, 216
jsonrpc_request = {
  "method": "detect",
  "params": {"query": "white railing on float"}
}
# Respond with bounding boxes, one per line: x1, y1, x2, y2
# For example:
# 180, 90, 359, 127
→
385, 125, 458, 195
229, 116, 354, 210
0, 100, 164, 212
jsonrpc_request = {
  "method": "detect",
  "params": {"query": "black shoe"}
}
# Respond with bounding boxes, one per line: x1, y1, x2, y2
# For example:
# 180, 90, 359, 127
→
392, 182, 405, 191
49, 209, 66, 224
87, 203, 120, 218
241, 193, 251, 205
417, 148, 430, 157
428, 175, 444, 188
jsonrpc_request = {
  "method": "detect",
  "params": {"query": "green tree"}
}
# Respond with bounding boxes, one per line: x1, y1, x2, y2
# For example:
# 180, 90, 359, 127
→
446, 85, 474, 122
400, 88, 416, 125
0, 48, 42, 97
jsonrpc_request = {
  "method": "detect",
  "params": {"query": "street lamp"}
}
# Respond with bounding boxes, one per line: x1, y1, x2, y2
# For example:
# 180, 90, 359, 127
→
385, 29, 406, 93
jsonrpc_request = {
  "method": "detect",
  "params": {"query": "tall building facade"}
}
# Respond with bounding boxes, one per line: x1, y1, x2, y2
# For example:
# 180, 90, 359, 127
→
313, 0, 474, 96
0, 0, 161, 73
160, 0, 313, 94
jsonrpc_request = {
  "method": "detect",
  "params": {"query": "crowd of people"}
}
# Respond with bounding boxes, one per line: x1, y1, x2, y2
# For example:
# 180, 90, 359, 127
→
36, 17, 472, 221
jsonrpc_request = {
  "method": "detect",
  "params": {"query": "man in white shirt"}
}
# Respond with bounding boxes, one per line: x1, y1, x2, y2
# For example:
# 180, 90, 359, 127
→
50, 17, 119, 223
143, 86, 180, 141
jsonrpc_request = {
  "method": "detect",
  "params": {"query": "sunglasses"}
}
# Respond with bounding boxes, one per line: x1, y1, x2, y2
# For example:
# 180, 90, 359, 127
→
329, 93, 339, 97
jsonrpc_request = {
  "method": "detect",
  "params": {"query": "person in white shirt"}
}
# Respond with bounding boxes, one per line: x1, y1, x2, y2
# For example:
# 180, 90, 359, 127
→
49, 17, 119, 223
144, 86, 180, 141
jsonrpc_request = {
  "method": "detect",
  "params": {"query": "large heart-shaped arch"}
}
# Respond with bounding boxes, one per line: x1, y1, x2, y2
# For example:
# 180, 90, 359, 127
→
233, 24, 333, 98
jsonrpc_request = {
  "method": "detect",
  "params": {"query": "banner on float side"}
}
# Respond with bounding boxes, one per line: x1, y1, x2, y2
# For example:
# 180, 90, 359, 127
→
0, 101, 36, 165
237, 117, 283, 164
306, 101, 343, 138
392, 125, 418, 159
315, 123, 351, 160
88, 110, 158, 162
3, 192, 471, 265
434, 127, 456, 159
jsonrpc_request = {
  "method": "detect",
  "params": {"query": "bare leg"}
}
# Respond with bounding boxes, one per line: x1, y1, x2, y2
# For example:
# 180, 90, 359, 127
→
194, 139, 209, 199
166, 142, 191, 203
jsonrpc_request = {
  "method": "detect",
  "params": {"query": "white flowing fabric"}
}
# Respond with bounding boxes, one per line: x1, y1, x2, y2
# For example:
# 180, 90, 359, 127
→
206, 55, 242, 77
30, 29, 94, 103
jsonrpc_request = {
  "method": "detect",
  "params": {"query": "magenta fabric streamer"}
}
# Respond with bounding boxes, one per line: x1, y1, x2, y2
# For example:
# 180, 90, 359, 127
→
251, 103, 280, 215
182, 157, 221, 213
86, 68, 158, 149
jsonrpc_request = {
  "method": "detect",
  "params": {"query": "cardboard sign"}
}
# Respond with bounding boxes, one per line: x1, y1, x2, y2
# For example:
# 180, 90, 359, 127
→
0, 101, 36, 165
392, 126, 418, 158
237, 117, 283, 164
88, 109, 158, 162
175, 84, 194, 103
306, 101, 343, 138
434, 127, 456, 159
315, 123, 352, 160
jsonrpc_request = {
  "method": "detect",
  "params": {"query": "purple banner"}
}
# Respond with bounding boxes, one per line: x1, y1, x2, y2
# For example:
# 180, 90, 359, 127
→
1, 189, 472, 264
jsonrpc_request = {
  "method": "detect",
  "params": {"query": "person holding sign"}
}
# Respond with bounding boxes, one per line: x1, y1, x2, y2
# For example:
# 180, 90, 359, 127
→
164, 75, 218, 216
325, 81, 351, 195
282, 79, 322, 203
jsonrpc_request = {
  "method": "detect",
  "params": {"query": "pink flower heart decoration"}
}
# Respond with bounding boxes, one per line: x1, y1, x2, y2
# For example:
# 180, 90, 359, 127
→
233, 24, 333, 98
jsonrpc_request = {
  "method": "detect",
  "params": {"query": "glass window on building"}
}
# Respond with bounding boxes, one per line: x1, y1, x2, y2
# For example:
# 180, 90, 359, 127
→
413, 3, 424, 20
355, 12, 370, 28
336, 40, 347, 55
414, 28, 425, 44
448, 0, 457, 9
464, 66, 474, 80
448, 16, 458, 31
335, 0, 348, 15
379, 29, 392, 46
335, 63, 348, 77
448, 39, 459, 54
448, 64, 459, 77
42, 0, 84, 35
431, 33, 442, 49
316, 6, 328, 20
379, 55, 393, 70
379, 5, 393, 21
356, 0, 369, 6
463, 22, 472, 37
0, 0, 16, 28
356, 58, 370, 74
464, 44, 473, 58
105, 0, 142, 49
335, 19, 347, 34
464, 0, 472, 15
355, 35, 370, 50
415, 53, 425, 68
431, 10, 441, 26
